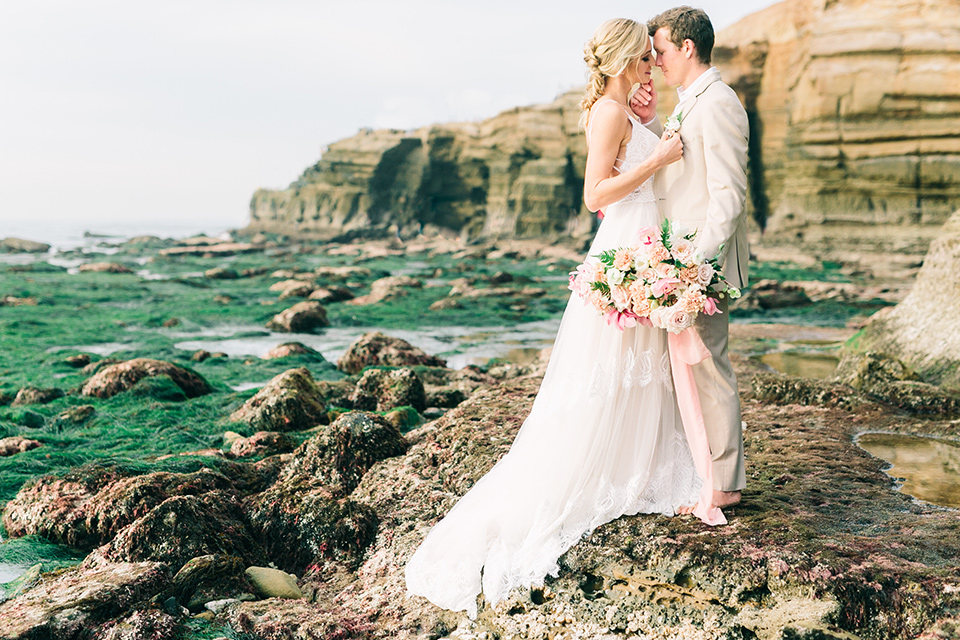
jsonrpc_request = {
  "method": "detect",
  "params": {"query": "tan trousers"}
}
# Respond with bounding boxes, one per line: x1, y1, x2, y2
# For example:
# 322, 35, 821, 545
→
690, 298, 746, 491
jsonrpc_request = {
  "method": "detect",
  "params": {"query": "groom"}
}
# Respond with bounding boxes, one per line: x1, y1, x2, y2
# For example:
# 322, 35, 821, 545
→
633, 6, 749, 509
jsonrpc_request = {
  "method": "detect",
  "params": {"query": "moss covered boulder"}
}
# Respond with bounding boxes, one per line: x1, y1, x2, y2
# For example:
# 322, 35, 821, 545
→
81, 358, 211, 399
170, 554, 254, 612
2, 466, 233, 550
349, 367, 426, 412
228, 367, 329, 432
337, 331, 446, 374
229, 431, 298, 458
11, 386, 65, 406
87, 491, 266, 571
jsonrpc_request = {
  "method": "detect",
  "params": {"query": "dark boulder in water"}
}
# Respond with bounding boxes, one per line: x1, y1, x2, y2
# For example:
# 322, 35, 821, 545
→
349, 367, 426, 412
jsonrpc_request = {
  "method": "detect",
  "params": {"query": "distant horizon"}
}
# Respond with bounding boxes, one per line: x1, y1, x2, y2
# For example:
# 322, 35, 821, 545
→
1, 0, 778, 232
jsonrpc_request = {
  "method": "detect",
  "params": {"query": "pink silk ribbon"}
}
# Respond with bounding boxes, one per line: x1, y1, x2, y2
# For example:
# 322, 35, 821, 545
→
668, 329, 728, 526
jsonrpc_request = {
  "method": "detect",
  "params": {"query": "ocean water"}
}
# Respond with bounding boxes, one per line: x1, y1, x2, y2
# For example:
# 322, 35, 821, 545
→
2, 220, 235, 253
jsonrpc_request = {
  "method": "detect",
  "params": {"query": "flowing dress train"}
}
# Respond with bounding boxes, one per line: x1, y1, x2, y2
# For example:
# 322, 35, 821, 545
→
404, 103, 701, 618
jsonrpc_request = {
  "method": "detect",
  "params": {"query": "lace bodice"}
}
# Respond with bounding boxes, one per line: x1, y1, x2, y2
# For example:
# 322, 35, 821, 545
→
587, 99, 659, 205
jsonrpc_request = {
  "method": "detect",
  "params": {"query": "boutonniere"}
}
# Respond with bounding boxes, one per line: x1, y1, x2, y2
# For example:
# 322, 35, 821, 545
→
665, 111, 683, 138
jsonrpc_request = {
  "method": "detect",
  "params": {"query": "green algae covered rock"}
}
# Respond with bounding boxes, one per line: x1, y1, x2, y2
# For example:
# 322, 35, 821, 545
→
87, 491, 266, 571
266, 300, 329, 333
81, 358, 211, 400
228, 367, 329, 432
170, 554, 254, 613
2, 466, 234, 550
337, 331, 446, 374
349, 367, 426, 412
11, 386, 65, 406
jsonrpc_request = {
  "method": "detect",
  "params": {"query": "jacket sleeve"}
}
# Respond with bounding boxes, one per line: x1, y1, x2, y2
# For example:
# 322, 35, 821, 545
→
643, 116, 664, 137
694, 89, 749, 266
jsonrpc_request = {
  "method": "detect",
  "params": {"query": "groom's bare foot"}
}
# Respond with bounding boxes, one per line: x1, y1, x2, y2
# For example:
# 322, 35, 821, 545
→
712, 490, 741, 508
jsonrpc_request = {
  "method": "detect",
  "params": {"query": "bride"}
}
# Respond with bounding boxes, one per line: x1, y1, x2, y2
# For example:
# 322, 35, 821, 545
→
405, 18, 698, 618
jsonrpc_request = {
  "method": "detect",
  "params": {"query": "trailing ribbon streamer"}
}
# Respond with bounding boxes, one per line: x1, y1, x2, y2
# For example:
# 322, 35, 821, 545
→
668, 329, 727, 526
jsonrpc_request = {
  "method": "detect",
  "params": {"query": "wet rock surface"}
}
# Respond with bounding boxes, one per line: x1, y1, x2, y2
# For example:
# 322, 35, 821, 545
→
12, 386, 65, 406
81, 358, 212, 399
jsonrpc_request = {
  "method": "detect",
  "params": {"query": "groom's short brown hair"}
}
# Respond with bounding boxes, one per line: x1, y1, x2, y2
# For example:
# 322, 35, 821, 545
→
648, 6, 714, 65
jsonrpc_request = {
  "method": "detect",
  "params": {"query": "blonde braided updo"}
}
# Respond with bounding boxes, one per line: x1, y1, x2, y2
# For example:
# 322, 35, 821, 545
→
579, 18, 649, 130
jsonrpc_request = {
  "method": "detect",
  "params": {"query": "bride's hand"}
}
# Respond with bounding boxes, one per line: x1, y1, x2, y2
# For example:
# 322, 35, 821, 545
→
651, 131, 683, 167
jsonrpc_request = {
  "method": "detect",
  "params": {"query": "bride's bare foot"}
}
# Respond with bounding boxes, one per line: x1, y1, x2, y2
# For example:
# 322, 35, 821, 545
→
677, 504, 697, 515
712, 490, 741, 508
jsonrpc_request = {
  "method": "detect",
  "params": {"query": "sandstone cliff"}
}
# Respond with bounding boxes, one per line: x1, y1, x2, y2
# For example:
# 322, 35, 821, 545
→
248, 0, 960, 261
715, 0, 960, 262
248, 91, 592, 242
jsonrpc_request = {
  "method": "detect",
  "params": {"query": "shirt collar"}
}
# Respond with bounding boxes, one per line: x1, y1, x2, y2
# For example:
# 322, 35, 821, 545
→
676, 67, 720, 102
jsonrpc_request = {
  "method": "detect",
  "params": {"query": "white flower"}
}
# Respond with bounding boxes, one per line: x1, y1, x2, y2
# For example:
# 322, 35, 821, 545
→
665, 111, 683, 136
697, 262, 715, 287
607, 267, 625, 286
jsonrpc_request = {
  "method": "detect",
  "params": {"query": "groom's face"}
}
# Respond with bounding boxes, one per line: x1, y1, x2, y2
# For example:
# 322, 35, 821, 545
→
652, 28, 685, 87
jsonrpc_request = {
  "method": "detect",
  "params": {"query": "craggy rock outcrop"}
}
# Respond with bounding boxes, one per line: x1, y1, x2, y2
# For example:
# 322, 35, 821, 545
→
81, 358, 212, 399
349, 368, 427, 412
277, 411, 407, 496
11, 386, 64, 406
2, 466, 234, 549
222, 364, 960, 639
86, 492, 266, 571
265, 300, 330, 333
337, 331, 446, 374
715, 0, 960, 265
228, 367, 329, 432
247, 90, 592, 243
837, 210, 960, 389
0, 561, 170, 640
243, 412, 406, 573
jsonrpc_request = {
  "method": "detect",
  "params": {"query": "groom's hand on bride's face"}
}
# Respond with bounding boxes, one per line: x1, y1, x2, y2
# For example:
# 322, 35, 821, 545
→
630, 82, 657, 123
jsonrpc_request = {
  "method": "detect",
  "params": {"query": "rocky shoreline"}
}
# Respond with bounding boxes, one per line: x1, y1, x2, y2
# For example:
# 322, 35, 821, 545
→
0, 229, 957, 639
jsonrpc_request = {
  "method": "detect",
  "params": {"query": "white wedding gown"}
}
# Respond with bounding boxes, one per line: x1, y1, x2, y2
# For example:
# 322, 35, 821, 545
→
405, 102, 702, 618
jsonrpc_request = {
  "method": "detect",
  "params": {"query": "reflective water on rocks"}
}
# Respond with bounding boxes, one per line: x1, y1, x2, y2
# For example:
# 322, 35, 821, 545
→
857, 433, 960, 509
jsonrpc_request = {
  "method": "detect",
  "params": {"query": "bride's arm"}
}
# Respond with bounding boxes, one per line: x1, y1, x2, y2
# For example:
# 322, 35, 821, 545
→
583, 111, 683, 212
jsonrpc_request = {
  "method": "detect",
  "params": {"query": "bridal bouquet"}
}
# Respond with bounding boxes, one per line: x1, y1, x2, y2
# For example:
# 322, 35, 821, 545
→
568, 220, 740, 333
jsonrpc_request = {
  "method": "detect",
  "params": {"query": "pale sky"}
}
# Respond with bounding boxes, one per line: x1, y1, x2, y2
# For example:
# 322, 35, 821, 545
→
0, 0, 777, 235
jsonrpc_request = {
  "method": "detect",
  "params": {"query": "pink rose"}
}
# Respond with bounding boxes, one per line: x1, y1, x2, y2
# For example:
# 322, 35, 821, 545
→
697, 263, 716, 287
665, 305, 695, 334
655, 262, 675, 279
610, 285, 631, 311
639, 267, 658, 284
671, 238, 696, 264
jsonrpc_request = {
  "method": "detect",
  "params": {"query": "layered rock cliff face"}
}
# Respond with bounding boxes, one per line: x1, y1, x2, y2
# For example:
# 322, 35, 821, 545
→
248, 91, 592, 242
715, 0, 960, 261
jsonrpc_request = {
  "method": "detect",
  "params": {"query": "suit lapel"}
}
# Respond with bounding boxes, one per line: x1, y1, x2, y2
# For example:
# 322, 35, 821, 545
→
673, 69, 722, 124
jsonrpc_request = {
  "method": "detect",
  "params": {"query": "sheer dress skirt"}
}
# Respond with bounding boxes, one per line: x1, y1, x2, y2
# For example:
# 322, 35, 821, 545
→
404, 198, 701, 618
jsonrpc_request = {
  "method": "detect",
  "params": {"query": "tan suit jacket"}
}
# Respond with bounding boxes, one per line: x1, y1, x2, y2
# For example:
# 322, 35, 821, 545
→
646, 69, 750, 492
646, 69, 750, 289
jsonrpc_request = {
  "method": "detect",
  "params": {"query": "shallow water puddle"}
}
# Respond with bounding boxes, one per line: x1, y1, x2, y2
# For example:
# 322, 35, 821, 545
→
173, 320, 561, 370
760, 351, 840, 379
857, 433, 960, 509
